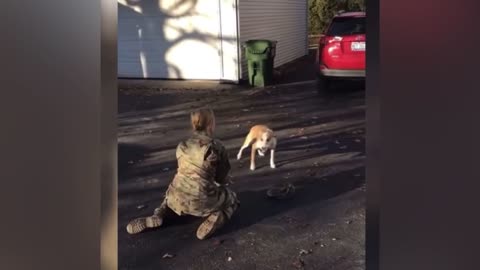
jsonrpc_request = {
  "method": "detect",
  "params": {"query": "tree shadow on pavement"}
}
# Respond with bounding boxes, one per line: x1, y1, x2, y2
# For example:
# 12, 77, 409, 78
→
117, 80, 366, 269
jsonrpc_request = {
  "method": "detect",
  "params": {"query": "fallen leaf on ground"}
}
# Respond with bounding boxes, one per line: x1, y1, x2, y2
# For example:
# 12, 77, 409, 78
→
137, 205, 147, 210
162, 253, 175, 259
299, 249, 312, 256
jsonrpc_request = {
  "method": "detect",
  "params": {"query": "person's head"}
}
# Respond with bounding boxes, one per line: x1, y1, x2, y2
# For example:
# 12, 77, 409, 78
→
190, 108, 216, 136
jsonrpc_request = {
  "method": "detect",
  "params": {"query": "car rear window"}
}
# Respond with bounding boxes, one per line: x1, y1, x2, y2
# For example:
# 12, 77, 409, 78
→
326, 17, 365, 36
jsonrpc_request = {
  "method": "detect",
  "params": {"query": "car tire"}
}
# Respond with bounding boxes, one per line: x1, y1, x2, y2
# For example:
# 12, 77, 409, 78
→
317, 76, 331, 95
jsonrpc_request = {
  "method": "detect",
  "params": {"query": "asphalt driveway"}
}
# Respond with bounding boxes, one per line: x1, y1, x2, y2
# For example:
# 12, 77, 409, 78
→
118, 80, 365, 270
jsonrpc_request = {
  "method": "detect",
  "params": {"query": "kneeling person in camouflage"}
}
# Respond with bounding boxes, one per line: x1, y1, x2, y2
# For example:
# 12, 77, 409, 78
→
126, 108, 239, 240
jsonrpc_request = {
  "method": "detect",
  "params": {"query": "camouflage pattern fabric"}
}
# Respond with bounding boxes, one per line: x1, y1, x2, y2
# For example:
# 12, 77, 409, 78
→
162, 131, 239, 219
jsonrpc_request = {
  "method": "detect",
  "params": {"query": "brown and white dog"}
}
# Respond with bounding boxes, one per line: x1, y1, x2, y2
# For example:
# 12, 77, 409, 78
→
237, 125, 277, 171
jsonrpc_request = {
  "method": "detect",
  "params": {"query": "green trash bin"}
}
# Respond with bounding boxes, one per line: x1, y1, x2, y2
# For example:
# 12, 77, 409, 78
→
244, 39, 277, 87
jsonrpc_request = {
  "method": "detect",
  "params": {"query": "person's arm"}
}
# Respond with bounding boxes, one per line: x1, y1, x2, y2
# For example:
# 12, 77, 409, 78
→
214, 144, 231, 185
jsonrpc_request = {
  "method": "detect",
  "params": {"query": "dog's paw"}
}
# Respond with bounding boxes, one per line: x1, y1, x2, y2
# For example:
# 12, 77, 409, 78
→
270, 164, 276, 169
250, 165, 256, 171
237, 154, 242, 160
258, 151, 265, 157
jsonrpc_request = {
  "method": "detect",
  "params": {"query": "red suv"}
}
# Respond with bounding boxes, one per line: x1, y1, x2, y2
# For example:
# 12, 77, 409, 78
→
316, 11, 366, 91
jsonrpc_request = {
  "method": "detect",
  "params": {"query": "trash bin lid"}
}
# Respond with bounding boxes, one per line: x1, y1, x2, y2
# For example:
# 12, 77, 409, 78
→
245, 39, 277, 54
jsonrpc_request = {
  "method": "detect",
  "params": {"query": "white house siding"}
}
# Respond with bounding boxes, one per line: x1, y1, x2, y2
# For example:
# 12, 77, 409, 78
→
238, 0, 308, 78
118, 0, 239, 81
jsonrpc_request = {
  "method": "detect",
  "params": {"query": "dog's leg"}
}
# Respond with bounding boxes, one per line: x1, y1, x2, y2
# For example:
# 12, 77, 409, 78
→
250, 144, 257, 171
270, 137, 277, 169
237, 132, 254, 160
270, 149, 276, 169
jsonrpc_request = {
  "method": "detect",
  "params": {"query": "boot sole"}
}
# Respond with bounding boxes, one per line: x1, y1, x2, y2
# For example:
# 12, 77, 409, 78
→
146, 216, 163, 228
126, 219, 146, 235
126, 216, 163, 235
196, 213, 223, 240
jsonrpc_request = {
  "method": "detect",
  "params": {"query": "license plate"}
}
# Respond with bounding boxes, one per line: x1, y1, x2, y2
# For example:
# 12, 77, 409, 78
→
351, 42, 366, 51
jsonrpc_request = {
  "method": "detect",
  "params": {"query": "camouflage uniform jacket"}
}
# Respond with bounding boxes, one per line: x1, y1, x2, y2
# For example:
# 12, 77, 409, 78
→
165, 131, 237, 217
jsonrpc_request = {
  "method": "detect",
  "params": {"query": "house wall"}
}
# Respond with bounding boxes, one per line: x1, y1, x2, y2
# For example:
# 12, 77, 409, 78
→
117, 0, 239, 82
238, 0, 308, 78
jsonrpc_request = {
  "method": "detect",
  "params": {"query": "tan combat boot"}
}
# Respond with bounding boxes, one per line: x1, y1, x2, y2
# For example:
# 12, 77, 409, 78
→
126, 215, 163, 235
196, 212, 226, 240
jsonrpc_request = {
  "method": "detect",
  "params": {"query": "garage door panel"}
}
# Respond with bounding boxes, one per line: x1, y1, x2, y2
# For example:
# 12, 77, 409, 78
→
118, 0, 223, 79
118, 63, 144, 78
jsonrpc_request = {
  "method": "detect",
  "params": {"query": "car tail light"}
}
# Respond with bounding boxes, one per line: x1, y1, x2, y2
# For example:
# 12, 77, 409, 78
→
318, 36, 343, 62
319, 36, 343, 60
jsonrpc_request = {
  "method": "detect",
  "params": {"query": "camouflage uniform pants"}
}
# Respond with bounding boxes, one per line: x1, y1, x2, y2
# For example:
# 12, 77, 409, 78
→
154, 187, 239, 221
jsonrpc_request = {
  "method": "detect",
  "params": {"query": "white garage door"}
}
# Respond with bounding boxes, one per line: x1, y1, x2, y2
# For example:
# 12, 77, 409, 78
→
118, 0, 224, 80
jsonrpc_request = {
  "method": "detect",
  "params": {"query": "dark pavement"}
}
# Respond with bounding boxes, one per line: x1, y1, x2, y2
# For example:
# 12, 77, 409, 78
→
118, 78, 366, 270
